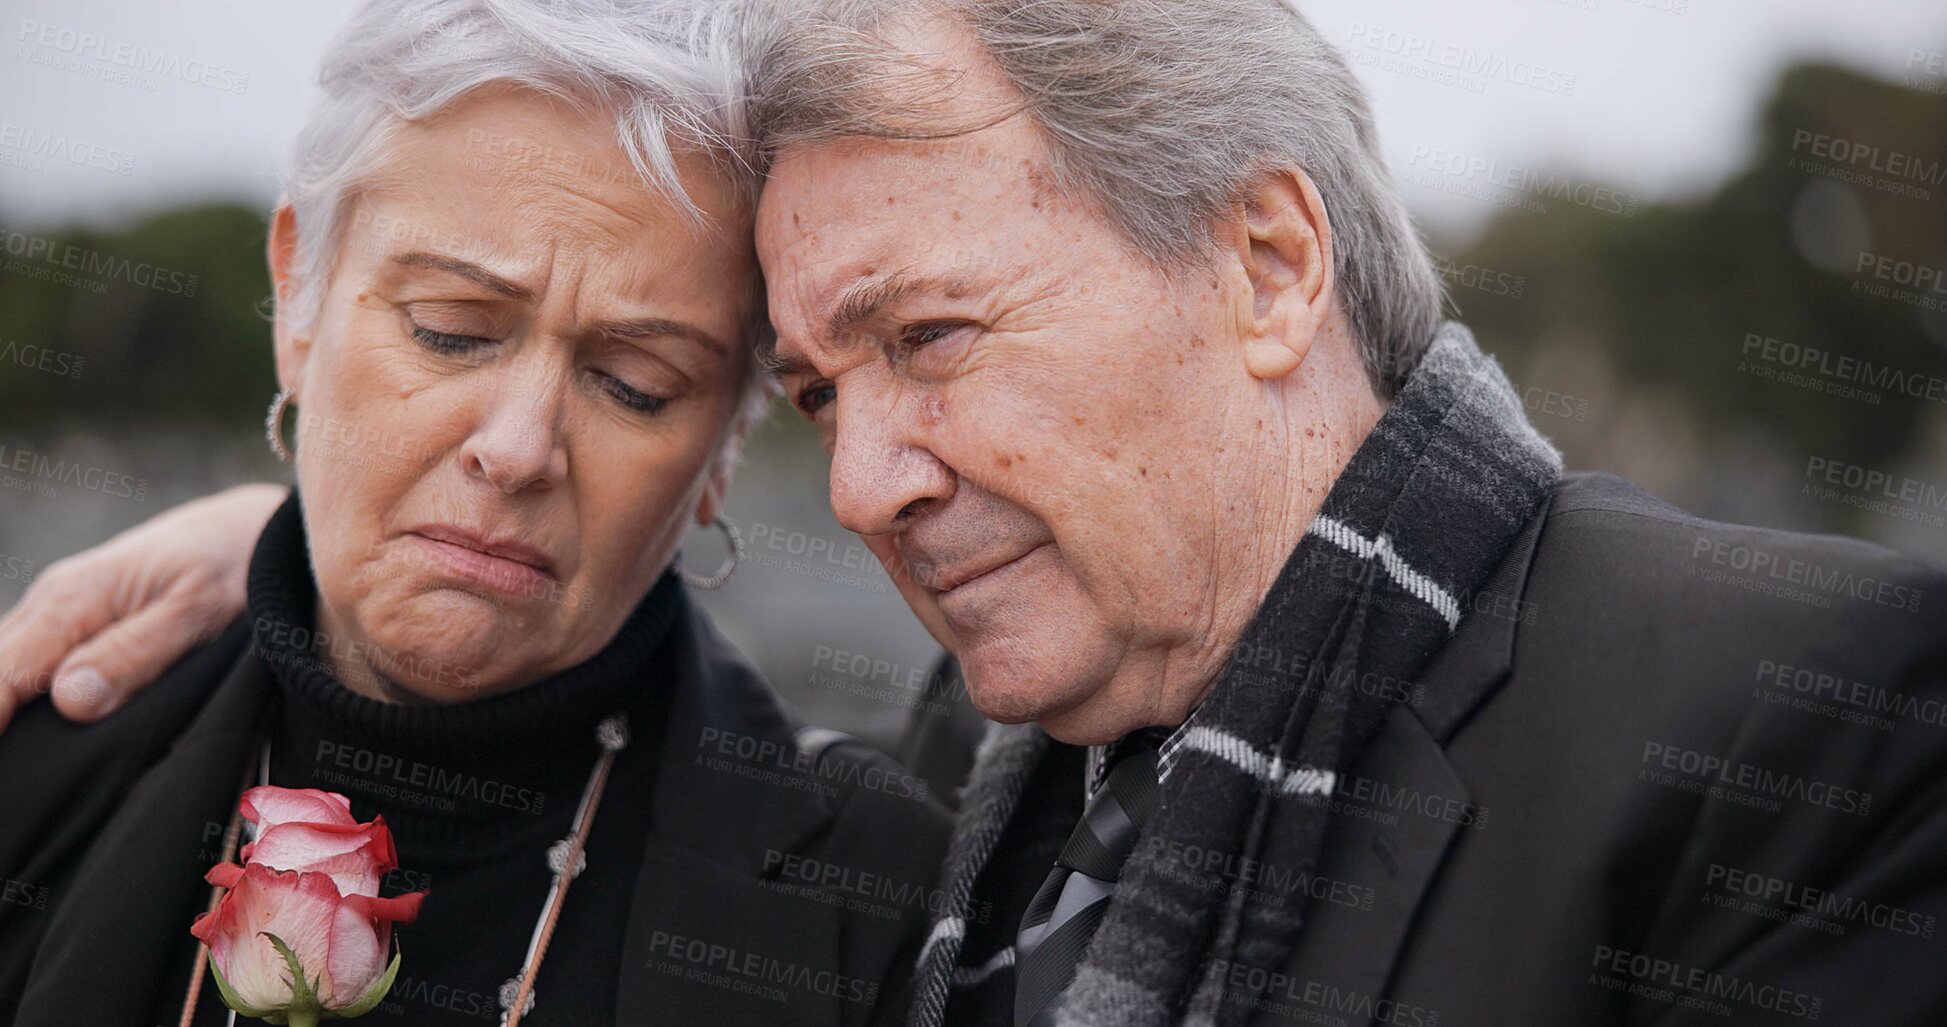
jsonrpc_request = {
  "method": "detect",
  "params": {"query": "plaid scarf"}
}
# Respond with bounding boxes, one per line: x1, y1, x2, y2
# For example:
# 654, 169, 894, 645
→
909, 323, 1563, 1027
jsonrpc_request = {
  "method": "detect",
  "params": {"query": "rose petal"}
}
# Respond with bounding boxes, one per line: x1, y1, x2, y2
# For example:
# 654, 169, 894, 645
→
343, 890, 426, 927
240, 787, 356, 830
203, 865, 345, 1011
244, 822, 390, 896
323, 900, 388, 1007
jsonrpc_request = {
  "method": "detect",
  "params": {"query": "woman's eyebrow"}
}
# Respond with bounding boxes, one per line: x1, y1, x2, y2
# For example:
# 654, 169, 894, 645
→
392, 251, 532, 299
595, 317, 730, 359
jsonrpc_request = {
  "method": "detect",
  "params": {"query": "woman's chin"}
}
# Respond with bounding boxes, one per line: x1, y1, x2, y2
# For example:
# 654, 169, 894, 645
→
353, 590, 544, 700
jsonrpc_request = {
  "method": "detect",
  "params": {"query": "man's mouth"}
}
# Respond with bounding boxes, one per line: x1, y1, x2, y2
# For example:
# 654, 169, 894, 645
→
922, 543, 1052, 600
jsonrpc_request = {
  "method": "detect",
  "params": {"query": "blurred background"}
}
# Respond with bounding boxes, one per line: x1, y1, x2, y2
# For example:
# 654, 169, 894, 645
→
3, 0, 1946, 748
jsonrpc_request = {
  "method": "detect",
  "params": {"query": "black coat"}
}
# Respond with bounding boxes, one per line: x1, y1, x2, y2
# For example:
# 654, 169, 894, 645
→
1257, 472, 1947, 1026
904, 472, 1947, 1027
0, 600, 951, 1027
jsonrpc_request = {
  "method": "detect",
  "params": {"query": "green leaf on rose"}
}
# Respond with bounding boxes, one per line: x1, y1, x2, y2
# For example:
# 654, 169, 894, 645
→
263, 932, 324, 1022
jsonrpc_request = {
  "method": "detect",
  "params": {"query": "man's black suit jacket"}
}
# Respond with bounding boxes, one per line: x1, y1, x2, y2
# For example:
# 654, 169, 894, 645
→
902, 472, 1947, 1026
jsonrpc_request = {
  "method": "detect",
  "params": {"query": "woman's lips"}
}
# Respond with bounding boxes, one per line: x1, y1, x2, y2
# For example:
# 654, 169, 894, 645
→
404, 531, 556, 597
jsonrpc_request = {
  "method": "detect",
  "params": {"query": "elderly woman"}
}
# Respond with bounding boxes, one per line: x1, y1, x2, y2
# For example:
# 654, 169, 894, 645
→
0, 1, 945, 1025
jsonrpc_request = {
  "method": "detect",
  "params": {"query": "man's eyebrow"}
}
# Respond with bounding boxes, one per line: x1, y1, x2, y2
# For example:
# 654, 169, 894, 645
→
826, 268, 985, 344
596, 317, 731, 359
766, 268, 981, 379
758, 345, 813, 378
827, 271, 920, 344
392, 251, 531, 299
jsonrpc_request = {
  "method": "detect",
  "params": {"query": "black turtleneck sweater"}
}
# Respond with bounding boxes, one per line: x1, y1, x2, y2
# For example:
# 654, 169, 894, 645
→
166, 495, 681, 1026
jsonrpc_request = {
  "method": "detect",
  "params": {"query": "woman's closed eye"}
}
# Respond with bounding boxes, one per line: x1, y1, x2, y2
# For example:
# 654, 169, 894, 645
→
411, 323, 498, 355
587, 370, 669, 416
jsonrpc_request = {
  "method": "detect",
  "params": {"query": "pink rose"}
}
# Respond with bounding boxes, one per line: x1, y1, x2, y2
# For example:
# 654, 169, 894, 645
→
191, 787, 425, 1025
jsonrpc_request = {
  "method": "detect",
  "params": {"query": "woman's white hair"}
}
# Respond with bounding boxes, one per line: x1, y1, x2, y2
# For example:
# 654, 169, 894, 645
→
285, 0, 774, 410
748, 0, 1446, 395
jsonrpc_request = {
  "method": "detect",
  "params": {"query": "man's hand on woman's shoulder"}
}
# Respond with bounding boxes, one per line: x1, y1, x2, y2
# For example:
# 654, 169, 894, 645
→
0, 483, 286, 732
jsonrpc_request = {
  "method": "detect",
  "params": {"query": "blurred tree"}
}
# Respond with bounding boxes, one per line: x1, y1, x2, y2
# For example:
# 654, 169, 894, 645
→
1444, 61, 1947, 541
0, 203, 273, 432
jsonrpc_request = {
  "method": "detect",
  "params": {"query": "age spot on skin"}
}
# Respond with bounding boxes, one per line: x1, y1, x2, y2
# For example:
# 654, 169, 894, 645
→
921, 394, 946, 427
996, 453, 1013, 470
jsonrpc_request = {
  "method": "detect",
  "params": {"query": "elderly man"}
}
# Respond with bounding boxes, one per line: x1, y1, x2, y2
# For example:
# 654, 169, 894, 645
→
6, 1, 1947, 1026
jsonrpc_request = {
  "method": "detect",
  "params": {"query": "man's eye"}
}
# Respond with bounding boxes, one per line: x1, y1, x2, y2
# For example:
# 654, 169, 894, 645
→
411, 325, 496, 355
796, 381, 837, 418
899, 321, 964, 349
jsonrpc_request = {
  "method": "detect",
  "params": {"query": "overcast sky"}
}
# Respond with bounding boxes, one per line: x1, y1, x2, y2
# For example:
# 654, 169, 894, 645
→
4, 0, 1945, 238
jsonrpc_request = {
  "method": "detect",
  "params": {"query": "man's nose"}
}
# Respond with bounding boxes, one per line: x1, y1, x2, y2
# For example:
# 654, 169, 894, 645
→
827, 379, 953, 537
460, 358, 569, 494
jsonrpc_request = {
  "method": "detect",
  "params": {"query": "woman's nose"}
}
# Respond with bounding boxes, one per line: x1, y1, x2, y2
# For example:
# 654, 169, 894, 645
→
460, 366, 570, 494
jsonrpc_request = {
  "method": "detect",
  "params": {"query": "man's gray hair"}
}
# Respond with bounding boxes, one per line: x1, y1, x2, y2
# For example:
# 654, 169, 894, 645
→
284, 0, 774, 389
749, 0, 1445, 394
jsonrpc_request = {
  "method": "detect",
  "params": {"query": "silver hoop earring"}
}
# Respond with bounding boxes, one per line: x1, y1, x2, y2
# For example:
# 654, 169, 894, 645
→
265, 388, 296, 462
677, 515, 744, 590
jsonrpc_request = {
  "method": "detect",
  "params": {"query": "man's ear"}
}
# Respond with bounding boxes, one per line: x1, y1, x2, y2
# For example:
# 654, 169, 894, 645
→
267, 202, 315, 396
1223, 167, 1336, 381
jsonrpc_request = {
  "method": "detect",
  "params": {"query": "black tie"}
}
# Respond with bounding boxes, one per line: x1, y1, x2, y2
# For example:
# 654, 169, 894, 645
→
1013, 744, 1161, 1027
